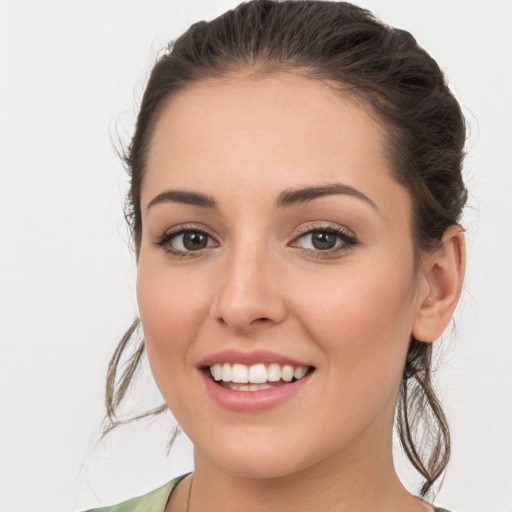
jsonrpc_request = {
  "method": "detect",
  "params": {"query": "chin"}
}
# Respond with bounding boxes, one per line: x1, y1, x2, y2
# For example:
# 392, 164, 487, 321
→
212, 453, 307, 480
193, 428, 327, 480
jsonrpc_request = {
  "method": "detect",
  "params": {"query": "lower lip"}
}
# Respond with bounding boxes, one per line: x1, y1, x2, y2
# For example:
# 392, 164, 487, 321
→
200, 370, 313, 412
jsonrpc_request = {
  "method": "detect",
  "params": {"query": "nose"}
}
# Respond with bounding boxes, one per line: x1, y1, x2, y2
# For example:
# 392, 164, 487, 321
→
210, 243, 288, 333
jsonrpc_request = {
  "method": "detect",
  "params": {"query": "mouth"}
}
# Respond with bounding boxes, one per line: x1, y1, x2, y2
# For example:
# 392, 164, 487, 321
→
204, 362, 315, 392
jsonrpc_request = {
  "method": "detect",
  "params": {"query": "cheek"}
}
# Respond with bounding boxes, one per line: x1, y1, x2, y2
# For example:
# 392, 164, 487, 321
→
292, 258, 417, 384
136, 261, 211, 384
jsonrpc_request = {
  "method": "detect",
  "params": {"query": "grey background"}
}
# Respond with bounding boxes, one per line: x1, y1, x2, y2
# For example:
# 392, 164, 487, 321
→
1, 0, 511, 510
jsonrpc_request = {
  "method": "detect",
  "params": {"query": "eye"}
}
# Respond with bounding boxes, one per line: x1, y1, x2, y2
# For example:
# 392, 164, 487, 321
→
301, 231, 340, 250
291, 225, 358, 256
155, 227, 217, 255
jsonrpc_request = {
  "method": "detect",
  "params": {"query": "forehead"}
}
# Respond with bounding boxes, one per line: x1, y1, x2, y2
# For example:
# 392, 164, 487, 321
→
143, 73, 409, 218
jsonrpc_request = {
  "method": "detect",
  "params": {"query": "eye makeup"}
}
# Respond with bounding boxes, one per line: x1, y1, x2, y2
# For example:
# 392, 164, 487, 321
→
153, 220, 359, 260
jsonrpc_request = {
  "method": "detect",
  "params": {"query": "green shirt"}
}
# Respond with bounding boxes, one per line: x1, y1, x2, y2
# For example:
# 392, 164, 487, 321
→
83, 474, 189, 512
83, 474, 453, 512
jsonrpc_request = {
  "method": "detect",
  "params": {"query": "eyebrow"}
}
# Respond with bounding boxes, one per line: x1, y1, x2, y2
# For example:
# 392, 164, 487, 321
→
146, 182, 378, 212
274, 183, 379, 211
147, 189, 218, 210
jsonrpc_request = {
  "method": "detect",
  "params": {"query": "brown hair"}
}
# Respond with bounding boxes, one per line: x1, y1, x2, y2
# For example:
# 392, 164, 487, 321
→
105, 0, 467, 497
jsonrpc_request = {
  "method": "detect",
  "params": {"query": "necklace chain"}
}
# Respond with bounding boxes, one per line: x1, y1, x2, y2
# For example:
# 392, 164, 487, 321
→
185, 474, 194, 512
181, 472, 435, 512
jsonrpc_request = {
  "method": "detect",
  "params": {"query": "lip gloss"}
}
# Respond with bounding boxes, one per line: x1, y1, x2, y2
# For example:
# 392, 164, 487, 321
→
198, 349, 311, 368
200, 370, 313, 412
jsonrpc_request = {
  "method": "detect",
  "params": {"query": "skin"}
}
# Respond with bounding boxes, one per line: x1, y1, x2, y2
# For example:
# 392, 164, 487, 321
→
136, 74, 465, 512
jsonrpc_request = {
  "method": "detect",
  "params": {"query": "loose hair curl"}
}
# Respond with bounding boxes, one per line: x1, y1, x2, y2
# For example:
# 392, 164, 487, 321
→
104, 0, 467, 498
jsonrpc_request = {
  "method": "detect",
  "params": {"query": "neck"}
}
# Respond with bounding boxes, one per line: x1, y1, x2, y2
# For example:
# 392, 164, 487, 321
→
178, 430, 431, 512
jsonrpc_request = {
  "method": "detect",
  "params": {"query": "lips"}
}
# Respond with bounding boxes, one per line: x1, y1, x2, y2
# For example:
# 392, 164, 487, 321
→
198, 349, 315, 411
199, 349, 311, 368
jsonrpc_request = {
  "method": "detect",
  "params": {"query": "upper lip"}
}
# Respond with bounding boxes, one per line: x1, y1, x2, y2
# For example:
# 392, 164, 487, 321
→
198, 349, 312, 368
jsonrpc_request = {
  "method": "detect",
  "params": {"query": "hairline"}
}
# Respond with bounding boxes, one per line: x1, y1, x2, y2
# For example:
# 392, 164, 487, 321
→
135, 65, 428, 270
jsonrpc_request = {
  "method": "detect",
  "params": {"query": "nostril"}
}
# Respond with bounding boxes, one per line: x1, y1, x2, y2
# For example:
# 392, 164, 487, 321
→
211, 288, 287, 330
252, 317, 271, 324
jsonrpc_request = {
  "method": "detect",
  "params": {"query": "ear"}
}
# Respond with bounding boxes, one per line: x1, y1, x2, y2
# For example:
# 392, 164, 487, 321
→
412, 225, 466, 342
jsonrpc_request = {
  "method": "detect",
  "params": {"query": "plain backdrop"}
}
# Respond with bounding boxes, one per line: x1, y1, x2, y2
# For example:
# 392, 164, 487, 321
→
1, 1, 511, 511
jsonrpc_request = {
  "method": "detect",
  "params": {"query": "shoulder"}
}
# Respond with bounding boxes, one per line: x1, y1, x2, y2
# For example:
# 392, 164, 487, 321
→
82, 474, 190, 512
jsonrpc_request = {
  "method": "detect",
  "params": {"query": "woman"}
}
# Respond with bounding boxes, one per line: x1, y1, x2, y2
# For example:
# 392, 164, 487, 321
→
87, 1, 466, 511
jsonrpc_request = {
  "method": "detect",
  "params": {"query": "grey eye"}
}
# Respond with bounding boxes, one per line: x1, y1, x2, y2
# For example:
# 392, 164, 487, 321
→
309, 231, 338, 250
299, 230, 342, 251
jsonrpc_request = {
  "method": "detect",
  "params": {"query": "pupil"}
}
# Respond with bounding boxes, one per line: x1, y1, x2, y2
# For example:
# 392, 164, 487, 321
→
183, 232, 207, 250
312, 231, 337, 250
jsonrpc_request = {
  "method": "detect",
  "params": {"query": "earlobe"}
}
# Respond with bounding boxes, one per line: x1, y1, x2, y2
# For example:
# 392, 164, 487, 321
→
412, 225, 466, 342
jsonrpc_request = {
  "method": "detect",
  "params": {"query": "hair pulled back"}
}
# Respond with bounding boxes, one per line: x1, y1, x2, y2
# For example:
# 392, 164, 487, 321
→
105, 0, 467, 497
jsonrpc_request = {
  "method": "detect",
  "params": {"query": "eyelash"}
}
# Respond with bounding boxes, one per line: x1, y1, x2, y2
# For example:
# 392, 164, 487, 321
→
154, 225, 215, 258
154, 223, 359, 259
291, 224, 359, 258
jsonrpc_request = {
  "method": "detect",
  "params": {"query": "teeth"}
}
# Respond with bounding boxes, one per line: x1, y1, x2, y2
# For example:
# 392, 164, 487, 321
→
212, 363, 222, 381
227, 383, 274, 391
267, 363, 281, 382
294, 366, 308, 379
281, 365, 294, 382
209, 363, 310, 385
248, 363, 267, 384
232, 363, 249, 383
221, 363, 232, 382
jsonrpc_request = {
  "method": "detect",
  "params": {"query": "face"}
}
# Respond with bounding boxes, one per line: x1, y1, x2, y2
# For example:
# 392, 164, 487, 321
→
137, 74, 427, 479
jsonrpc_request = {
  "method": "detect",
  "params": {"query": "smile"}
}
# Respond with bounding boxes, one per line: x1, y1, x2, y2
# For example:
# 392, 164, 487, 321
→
198, 350, 315, 411
209, 363, 311, 391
